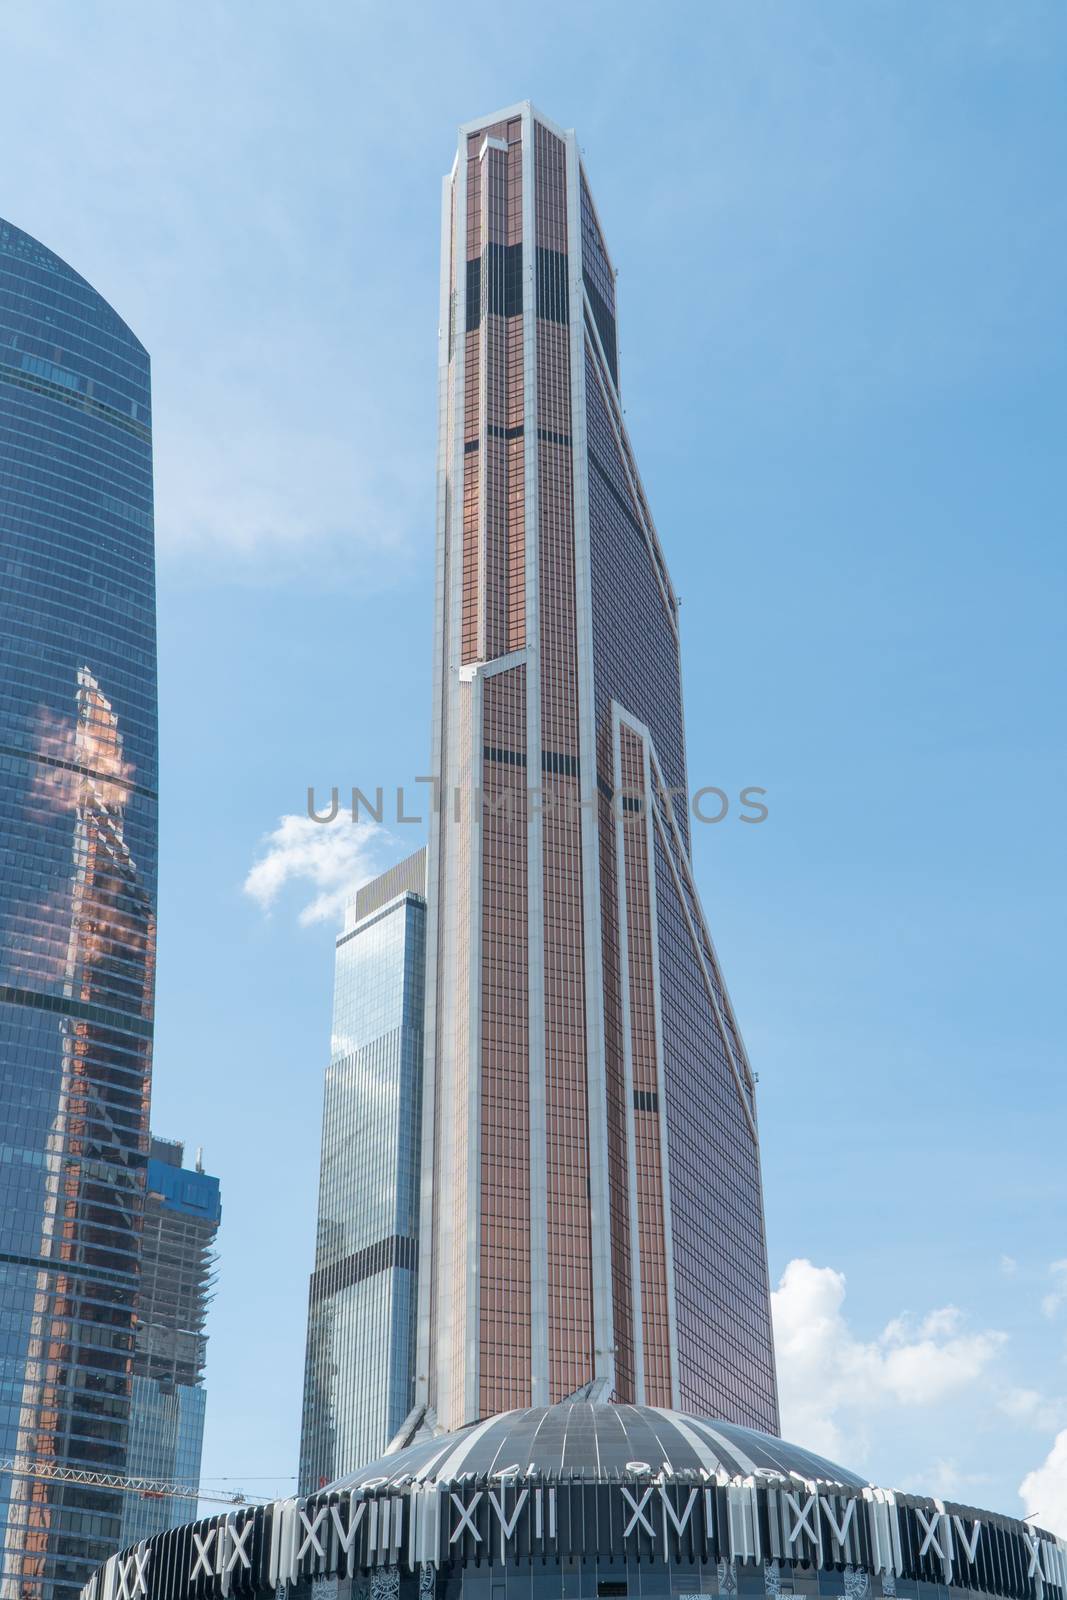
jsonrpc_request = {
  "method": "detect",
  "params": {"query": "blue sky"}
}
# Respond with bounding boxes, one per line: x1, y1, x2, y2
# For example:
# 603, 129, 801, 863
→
3, 0, 1065, 1529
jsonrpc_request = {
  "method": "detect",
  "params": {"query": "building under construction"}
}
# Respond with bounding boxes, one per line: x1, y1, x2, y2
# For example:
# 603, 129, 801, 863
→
119, 1140, 221, 1544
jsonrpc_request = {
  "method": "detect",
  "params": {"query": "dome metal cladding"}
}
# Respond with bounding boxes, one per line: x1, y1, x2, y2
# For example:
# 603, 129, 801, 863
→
81, 1400, 1067, 1600
328, 1402, 869, 1491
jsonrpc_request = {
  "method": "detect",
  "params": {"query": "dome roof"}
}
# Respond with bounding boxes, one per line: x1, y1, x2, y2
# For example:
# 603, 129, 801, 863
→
328, 1401, 867, 1490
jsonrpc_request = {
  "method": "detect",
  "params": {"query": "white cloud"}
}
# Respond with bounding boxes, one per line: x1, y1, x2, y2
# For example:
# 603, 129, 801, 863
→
771, 1259, 1007, 1462
1003, 1388, 1047, 1423
1000, 1388, 1067, 1433
243, 812, 394, 926
915, 1307, 963, 1340
923, 1458, 996, 1502
1020, 1431, 1067, 1538
1041, 1261, 1067, 1320
154, 416, 423, 574
1001, 1255, 1019, 1277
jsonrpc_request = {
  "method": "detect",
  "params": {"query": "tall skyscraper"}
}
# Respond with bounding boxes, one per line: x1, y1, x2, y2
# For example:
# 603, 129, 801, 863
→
0, 220, 157, 1600
299, 851, 426, 1493
419, 103, 779, 1432
119, 1138, 221, 1546
67, 104, 1067, 1600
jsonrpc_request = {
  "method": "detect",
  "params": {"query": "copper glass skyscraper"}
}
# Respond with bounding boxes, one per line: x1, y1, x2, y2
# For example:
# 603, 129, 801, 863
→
419, 104, 779, 1433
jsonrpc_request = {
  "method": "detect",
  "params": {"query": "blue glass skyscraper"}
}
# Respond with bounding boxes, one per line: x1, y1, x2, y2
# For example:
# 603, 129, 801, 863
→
0, 220, 157, 1600
298, 851, 426, 1494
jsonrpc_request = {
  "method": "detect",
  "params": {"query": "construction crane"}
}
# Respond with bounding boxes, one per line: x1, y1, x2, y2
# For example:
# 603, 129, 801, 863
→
0, 1459, 267, 1508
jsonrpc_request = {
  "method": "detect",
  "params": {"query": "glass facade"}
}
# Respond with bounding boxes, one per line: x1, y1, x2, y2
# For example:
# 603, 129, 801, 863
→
0, 219, 157, 1600
299, 853, 426, 1493
119, 1140, 221, 1545
422, 104, 778, 1429
119, 1380, 205, 1544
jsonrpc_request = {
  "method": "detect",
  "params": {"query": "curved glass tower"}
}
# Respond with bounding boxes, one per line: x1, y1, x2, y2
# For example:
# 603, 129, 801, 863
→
0, 220, 157, 1600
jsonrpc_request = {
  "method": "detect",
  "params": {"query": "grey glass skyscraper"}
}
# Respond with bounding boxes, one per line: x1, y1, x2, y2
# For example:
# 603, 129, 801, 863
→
119, 1139, 221, 1546
298, 851, 426, 1494
0, 220, 157, 1600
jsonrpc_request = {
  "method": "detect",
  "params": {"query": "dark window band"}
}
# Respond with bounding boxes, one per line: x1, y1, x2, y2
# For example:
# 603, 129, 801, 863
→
466, 243, 524, 330
0, 983, 153, 1040
0, 1249, 139, 1285
0, 742, 158, 802
0, 361, 151, 443
470, 426, 570, 449
308, 1234, 418, 1304
584, 274, 619, 388
536, 247, 569, 324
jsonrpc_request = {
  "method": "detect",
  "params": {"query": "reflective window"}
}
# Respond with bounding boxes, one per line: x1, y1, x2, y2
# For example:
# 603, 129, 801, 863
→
299, 881, 426, 1491
0, 216, 157, 1600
